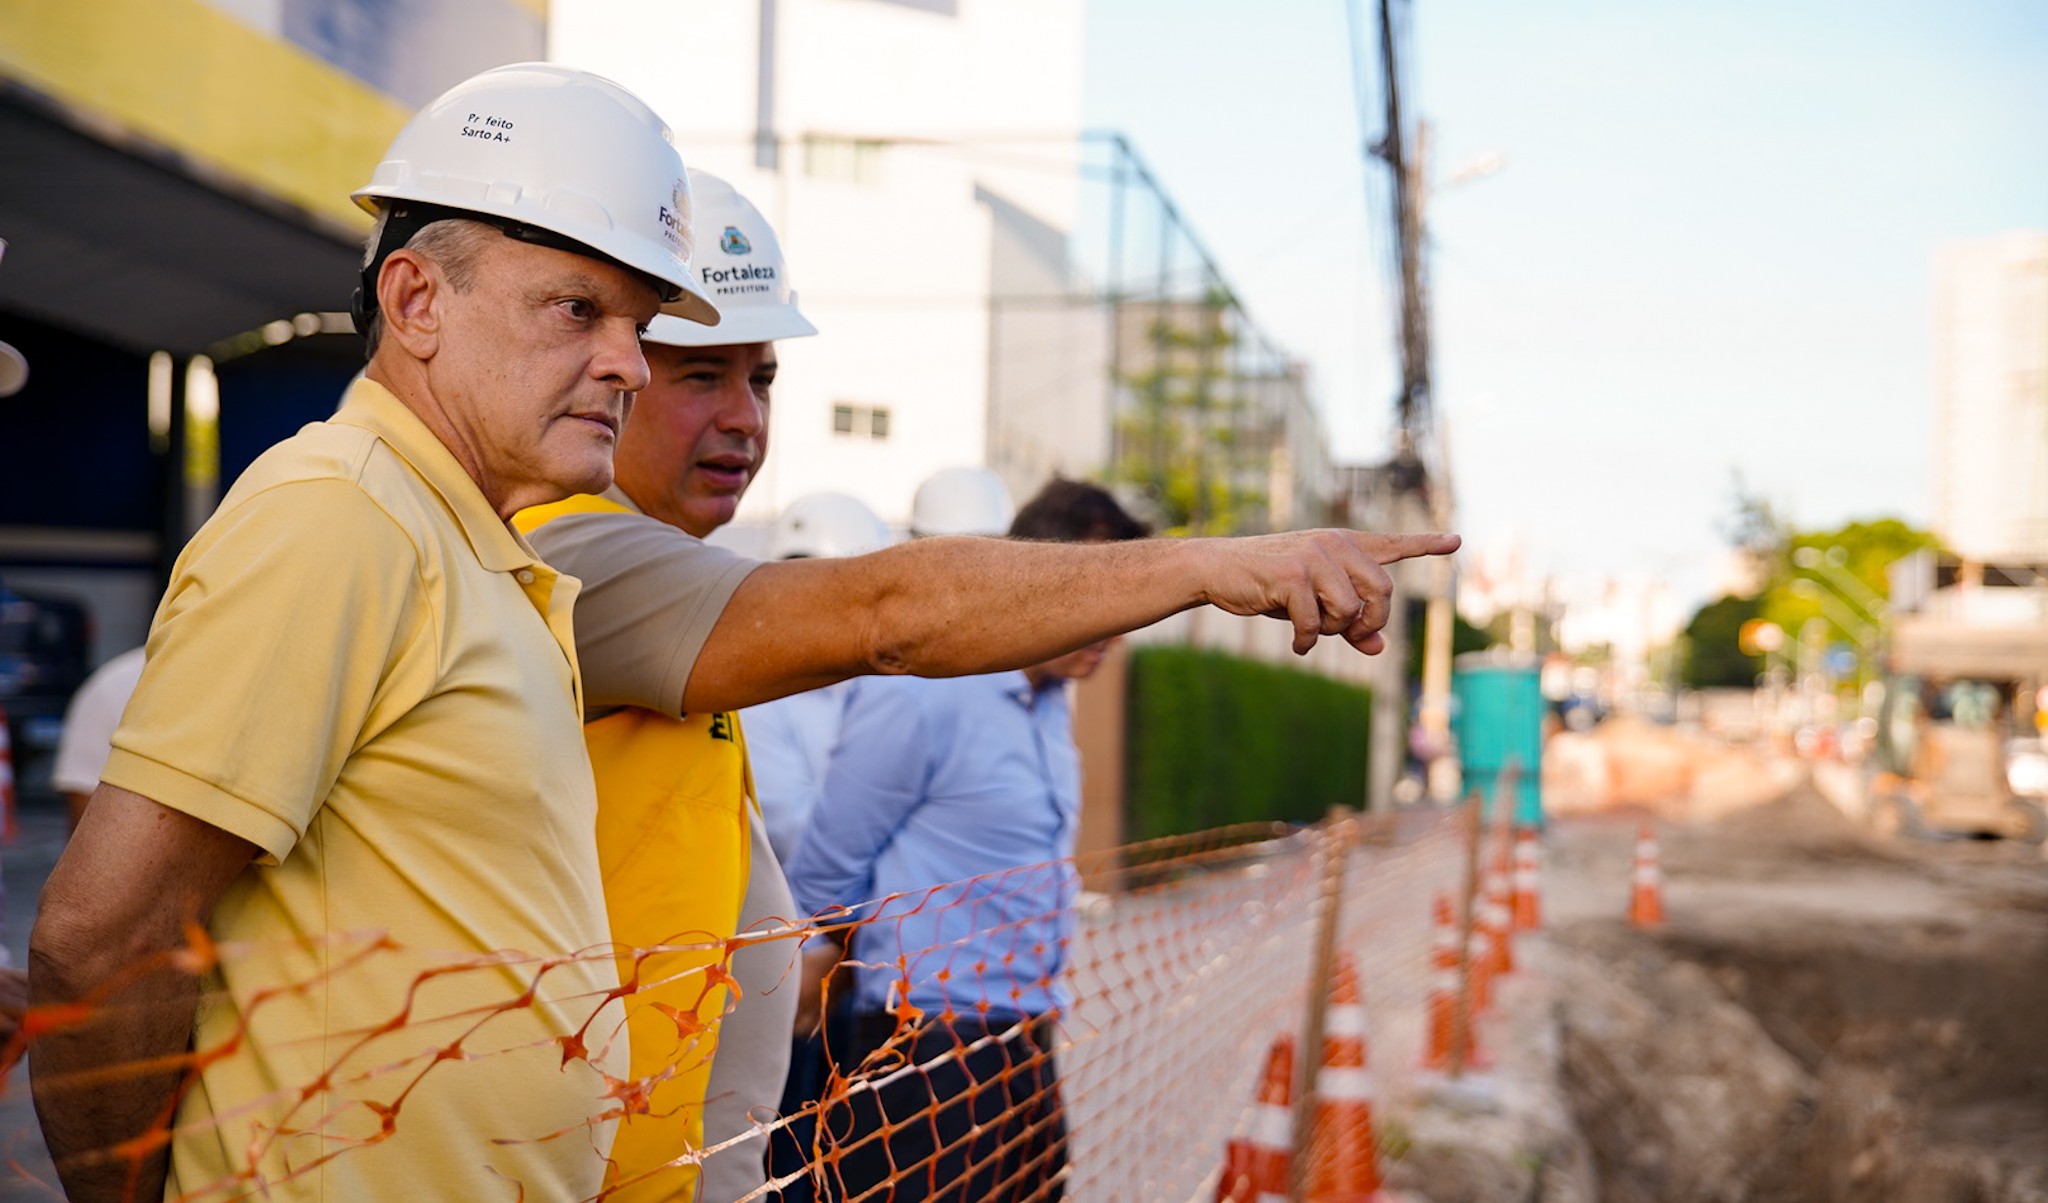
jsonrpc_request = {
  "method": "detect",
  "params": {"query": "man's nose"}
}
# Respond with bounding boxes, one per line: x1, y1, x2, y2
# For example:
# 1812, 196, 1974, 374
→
717, 382, 765, 437
597, 320, 652, 393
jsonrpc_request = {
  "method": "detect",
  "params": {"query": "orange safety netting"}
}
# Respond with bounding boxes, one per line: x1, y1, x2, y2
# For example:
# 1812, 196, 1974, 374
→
3, 807, 1474, 1202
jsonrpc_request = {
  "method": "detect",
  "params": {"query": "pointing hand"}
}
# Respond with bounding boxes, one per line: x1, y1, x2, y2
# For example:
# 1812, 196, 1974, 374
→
1200, 530, 1461, 656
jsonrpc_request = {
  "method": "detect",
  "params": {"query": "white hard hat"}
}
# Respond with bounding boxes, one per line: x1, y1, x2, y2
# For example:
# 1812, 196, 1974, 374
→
767, 492, 893, 559
0, 238, 18, 397
910, 467, 1014, 537
351, 62, 718, 330
646, 169, 816, 347
0, 342, 25, 398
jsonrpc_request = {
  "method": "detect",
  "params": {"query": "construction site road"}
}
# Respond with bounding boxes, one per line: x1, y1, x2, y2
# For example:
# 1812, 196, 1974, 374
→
1542, 753, 2048, 1203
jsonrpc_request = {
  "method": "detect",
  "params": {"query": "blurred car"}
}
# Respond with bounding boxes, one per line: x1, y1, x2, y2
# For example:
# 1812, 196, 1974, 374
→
0, 582, 91, 765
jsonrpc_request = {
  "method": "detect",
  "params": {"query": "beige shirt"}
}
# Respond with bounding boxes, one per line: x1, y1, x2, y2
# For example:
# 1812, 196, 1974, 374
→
520, 486, 757, 717
104, 378, 624, 1201
700, 809, 802, 1202
526, 498, 796, 1200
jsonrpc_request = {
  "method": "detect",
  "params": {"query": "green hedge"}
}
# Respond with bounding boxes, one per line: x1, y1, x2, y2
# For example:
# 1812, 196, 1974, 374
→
1124, 646, 1372, 841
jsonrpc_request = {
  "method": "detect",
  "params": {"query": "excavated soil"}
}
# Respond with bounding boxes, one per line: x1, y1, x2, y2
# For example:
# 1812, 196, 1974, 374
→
1550, 786, 2048, 1203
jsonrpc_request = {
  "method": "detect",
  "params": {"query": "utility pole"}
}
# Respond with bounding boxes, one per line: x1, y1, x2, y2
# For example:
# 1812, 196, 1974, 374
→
1376, 0, 1429, 448
1365, 0, 1459, 802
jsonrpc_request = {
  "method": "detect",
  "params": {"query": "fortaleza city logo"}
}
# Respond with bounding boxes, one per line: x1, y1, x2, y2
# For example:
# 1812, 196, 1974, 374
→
657, 180, 688, 251
701, 228, 776, 290
700, 260, 779, 290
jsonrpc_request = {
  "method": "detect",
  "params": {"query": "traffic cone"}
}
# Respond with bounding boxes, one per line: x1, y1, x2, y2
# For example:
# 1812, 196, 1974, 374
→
1422, 892, 1491, 1072
1217, 1035, 1294, 1203
1629, 822, 1665, 928
1422, 893, 1458, 1070
1466, 928, 1491, 1014
1510, 828, 1542, 932
1464, 895, 1498, 1016
1482, 847, 1515, 977
1304, 954, 1391, 1202
0, 706, 16, 844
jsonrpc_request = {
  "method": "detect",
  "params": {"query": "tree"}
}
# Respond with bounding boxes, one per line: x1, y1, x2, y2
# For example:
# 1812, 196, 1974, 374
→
1404, 603, 1494, 681
1689, 487, 1945, 689
1757, 518, 1943, 651
1718, 473, 1792, 593
1110, 292, 1271, 536
1681, 593, 1765, 688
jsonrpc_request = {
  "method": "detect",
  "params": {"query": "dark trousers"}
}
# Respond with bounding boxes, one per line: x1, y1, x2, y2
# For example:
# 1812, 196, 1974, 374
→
772, 1004, 857, 1203
817, 1011, 1068, 1203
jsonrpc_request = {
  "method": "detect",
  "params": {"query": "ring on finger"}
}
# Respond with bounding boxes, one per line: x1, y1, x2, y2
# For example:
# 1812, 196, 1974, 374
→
1351, 600, 1368, 626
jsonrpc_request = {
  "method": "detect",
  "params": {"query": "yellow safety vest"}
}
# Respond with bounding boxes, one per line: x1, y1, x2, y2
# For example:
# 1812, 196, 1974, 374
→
515, 494, 754, 1203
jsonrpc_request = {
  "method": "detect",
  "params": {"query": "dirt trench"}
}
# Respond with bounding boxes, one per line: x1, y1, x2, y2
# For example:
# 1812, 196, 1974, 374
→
1549, 789, 2048, 1203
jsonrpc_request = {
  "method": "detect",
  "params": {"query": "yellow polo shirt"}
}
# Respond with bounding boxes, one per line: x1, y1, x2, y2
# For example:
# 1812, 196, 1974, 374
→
102, 378, 625, 1201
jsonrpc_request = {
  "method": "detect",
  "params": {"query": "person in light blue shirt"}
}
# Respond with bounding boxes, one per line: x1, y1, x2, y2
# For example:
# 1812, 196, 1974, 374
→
740, 491, 896, 865
791, 669, 1085, 1019
787, 478, 1148, 1203
744, 682, 855, 864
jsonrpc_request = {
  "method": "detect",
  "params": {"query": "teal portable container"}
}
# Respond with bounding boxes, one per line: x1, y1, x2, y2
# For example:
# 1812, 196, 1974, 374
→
1452, 652, 1544, 827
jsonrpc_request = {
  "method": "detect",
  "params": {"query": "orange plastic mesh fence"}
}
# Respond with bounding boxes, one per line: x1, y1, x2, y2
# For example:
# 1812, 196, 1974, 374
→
3, 807, 1471, 1201
1304, 808, 1477, 1180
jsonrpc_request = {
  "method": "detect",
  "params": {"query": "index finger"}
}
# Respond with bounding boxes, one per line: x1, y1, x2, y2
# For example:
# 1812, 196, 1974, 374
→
1366, 531, 1460, 564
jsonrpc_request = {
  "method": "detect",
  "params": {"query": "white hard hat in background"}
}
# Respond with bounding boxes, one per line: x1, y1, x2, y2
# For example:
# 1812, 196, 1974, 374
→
0, 239, 21, 396
351, 62, 719, 329
767, 492, 894, 559
646, 169, 816, 347
0, 343, 26, 398
911, 467, 1015, 537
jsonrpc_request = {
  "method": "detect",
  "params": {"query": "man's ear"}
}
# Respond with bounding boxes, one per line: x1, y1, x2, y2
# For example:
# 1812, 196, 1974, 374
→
376, 249, 443, 359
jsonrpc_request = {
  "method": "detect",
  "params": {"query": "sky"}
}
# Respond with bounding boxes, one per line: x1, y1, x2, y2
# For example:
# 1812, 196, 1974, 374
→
1082, 0, 2048, 607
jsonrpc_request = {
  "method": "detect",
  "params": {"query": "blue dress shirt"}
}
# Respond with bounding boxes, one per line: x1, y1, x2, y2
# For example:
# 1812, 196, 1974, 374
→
786, 671, 1081, 1021
740, 681, 854, 864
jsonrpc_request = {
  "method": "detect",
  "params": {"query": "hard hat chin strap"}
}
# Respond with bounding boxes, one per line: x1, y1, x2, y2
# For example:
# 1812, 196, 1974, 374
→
351, 200, 678, 338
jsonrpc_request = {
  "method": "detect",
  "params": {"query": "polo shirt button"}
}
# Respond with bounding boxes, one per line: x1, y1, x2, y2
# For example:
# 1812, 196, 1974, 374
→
516, 569, 536, 585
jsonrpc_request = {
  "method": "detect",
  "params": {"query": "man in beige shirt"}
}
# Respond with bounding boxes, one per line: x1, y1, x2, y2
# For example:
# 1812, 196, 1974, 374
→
521, 175, 1460, 1201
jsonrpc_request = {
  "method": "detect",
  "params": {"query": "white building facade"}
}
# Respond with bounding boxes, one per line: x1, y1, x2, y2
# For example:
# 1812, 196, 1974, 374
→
1932, 231, 2048, 563
550, 0, 1102, 532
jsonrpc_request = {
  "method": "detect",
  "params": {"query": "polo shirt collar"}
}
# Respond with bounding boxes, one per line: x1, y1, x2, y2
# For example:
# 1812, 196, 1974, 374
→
996, 669, 1041, 708
600, 485, 721, 549
332, 377, 541, 574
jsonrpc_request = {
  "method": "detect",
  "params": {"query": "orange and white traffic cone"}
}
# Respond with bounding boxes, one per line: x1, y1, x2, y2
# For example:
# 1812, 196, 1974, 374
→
1482, 847, 1515, 977
1421, 892, 1490, 1072
0, 706, 16, 844
1510, 827, 1543, 932
1304, 953, 1392, 1202
1465, 911, 1495, 1015
1422, 892, 1458, 1070
1217, 1035, 1294, 1203
1629, 821, 1665, 928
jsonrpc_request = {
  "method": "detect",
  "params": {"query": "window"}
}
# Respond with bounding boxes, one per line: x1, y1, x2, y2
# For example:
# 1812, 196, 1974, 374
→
802, 136, 886, 185
832, 403, 892, 441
